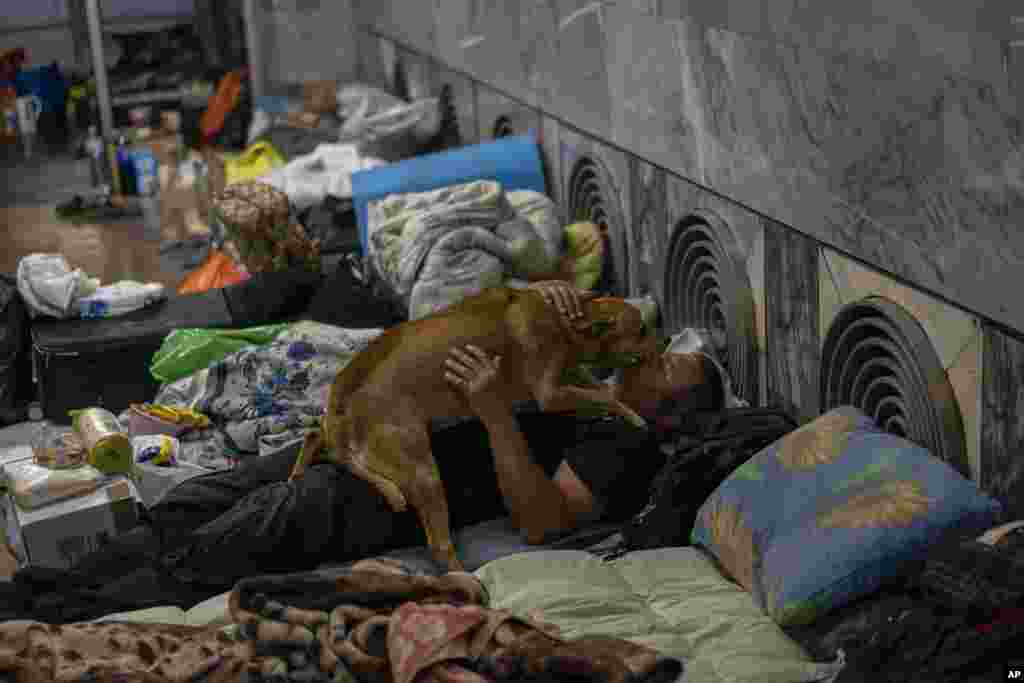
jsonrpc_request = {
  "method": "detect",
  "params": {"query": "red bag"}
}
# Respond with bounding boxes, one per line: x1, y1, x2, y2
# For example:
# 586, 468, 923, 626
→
178, 249, 249, 295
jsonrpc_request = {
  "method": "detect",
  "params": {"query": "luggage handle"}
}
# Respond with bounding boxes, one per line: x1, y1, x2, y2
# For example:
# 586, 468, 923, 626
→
32, 341, 80, 375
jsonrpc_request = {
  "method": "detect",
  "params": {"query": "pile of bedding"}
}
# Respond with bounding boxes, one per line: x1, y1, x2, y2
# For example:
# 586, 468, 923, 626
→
367, 180, 564, 319
0, 557, 682, 683
135, 321, 384, 470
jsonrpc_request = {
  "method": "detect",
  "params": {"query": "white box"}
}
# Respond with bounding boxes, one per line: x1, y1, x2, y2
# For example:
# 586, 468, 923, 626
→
2, 476, 140, 570
133, 461, 207, 508
0, 444, 33, 469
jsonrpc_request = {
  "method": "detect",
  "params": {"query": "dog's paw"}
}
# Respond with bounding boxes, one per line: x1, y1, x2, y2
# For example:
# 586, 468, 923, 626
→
615, 402, 648, 429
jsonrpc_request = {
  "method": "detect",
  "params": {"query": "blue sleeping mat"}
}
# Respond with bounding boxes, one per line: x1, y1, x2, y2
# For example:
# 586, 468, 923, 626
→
351, 135, 547, 253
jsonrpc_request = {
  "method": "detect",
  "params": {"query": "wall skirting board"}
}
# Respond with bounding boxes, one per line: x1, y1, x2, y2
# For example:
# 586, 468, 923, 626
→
354, 7, 1024, 517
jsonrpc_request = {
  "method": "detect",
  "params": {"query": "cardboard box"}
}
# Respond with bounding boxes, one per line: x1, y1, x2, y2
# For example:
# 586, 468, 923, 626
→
3, 475, 140, 570
0, 444, 32, 469
303, 79, 338, 115
148, 133, 214, 243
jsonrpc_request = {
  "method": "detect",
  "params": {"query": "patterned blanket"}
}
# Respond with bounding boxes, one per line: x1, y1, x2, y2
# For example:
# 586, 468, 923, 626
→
367, 181, 563, 320
141, 322, 385, 470
0, 558, 683, 683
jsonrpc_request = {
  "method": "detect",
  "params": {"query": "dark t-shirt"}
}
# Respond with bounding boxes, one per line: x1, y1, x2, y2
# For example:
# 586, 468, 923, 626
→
431, 410, 664, 530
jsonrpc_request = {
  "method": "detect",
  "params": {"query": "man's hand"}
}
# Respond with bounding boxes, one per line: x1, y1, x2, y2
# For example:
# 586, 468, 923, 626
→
444, 344, 510, 419
528, 280, 594, 321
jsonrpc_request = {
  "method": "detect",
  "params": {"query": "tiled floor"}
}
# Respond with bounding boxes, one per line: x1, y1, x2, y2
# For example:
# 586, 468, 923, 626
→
0, 148, 192, 582
0, 205, 187, 290
1, 141, 189, 289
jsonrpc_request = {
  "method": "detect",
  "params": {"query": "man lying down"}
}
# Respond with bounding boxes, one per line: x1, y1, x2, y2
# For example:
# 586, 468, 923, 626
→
1, 282, 739, 621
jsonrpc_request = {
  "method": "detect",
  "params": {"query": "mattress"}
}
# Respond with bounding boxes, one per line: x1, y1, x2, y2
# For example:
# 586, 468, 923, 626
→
477, 548, 846, 683
92, 515, 620, 626
91, 520, 845, 683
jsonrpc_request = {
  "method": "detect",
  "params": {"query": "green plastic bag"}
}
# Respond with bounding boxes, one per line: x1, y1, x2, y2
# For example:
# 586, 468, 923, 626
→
150, 324, 291, 384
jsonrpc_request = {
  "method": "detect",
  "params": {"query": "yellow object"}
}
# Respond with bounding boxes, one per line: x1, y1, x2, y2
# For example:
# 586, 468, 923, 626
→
223, 141, 285, 186
559, 221, 606, 291
69, 408, 135, 476
132, 434, 180, 466
132, 403, 210, 429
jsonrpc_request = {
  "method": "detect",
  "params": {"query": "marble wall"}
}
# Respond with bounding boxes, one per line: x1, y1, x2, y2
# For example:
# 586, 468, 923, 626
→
253, 0, 359, 87
353, 2, 1024, 504
764, 221, 819, 424
360, 0, 1024, 335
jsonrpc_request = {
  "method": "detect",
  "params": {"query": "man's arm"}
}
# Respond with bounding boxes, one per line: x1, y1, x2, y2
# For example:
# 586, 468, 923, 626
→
474, 404, 578, 544
444, 344, 582, 543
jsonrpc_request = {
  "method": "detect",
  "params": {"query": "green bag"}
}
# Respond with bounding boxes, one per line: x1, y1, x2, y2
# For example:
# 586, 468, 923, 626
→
150, 324, 290, 384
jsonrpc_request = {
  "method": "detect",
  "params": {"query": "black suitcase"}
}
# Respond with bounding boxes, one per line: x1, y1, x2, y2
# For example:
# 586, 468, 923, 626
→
31, 289, 234, 425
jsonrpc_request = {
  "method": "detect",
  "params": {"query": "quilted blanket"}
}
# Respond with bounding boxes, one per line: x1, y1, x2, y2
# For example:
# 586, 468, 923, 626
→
367, 180, 564, 320
136, 322, 385, 470
0, 558, 683, 683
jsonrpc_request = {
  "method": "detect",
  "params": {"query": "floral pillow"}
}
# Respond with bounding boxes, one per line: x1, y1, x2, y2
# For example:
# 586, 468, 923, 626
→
691, 406, 1002, 626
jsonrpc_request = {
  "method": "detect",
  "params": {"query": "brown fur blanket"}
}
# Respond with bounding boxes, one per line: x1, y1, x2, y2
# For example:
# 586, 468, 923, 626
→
0, 558, 682, 683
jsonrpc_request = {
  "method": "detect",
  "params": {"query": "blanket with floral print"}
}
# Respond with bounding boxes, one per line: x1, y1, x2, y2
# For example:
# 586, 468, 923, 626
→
0, 558, 683, 683
139, 322, 385, 470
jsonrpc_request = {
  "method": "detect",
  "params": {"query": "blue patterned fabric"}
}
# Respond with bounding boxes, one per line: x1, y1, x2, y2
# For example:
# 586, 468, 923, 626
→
691, 406, 1002, 626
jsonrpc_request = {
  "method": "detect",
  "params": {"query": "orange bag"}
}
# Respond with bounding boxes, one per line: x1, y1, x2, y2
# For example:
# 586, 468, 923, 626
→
200, 70, 244, 141
177, 248, 249, 295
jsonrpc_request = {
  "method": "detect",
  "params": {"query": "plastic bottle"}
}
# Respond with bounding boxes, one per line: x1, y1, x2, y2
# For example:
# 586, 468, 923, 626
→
84, 125, 107, 191
116, 132, 137, 196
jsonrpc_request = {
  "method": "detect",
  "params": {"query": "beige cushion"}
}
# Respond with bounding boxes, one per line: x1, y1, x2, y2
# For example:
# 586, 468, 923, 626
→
92, 591, 231, 626
475, 548, 844, 683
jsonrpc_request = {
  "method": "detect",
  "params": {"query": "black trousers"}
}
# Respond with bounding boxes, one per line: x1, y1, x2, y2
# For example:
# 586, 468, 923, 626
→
148, 410, 575, 585
0, 445, 433, 622
148, 442, 423, 586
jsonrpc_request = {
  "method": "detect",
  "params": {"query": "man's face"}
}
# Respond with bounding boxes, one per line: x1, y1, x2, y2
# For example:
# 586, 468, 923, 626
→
618, 352, 704, 420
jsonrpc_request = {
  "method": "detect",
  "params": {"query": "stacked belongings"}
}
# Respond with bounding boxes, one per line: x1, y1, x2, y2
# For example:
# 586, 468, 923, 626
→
0, 416, 141, 572
213, 181, 322, 275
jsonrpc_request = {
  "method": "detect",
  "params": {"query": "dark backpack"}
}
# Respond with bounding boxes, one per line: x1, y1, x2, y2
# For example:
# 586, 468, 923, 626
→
622, 407, 798, 551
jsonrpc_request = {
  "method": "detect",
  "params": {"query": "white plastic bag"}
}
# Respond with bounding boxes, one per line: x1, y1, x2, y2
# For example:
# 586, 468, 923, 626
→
259, 143, 386, 210
76, 281, 166, 319
336, 84, 405, 123
336, 84, 441, 161
16, 254, 98, 319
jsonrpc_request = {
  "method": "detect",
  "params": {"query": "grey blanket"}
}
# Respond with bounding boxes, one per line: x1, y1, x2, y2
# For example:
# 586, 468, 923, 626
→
367, 180, 564, 319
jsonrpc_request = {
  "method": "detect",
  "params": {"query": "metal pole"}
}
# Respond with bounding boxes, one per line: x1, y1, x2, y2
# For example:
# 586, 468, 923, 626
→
84, 0, 114, 140
242, 0, 265, 100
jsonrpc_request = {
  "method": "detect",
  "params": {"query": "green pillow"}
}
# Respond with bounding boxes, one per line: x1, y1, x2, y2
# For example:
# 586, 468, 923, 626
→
475, 549, 844, 683
559, 221, 605, 291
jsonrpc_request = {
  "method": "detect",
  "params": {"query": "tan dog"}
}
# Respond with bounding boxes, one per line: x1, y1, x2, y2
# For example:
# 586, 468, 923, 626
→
288, 286, 657, 570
